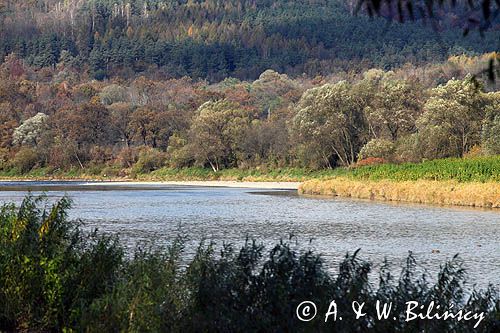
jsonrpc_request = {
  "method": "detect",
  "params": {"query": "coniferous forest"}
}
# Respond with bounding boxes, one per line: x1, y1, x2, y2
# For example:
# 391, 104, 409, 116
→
0, 0, 498, 81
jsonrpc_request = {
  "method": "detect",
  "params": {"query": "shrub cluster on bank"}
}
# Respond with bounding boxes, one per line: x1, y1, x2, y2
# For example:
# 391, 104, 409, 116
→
1, 197, 499, 332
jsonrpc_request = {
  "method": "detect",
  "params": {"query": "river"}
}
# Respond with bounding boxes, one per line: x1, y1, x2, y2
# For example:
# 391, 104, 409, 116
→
0, 181, 499, 287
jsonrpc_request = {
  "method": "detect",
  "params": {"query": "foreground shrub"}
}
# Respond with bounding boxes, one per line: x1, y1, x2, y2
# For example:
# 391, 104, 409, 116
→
1, 197, 499, 332
0, 197, 123, 331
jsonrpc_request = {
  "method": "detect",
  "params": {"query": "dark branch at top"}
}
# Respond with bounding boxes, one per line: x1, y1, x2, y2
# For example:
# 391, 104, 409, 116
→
355, 0, 499, 81
355, 0, 499, 35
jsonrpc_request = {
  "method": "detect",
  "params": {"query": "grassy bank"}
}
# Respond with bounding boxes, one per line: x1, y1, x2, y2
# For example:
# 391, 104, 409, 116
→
299, 179, 500, 208
1, 197, 499, 332
2, 157, 500, 208
298, 156, 500, 208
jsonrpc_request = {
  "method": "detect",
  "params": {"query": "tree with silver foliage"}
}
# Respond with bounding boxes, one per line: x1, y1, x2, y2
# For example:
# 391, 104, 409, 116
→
189, 100, 252, 172
416, 75, 490, 158
481, 92, 500, 155
362, 71, 423, 141
292, 82, 367, 168
13, 113, 49, 147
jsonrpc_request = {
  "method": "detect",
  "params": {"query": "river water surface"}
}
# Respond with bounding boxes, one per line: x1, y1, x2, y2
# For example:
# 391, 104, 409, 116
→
0, 181, 499, 286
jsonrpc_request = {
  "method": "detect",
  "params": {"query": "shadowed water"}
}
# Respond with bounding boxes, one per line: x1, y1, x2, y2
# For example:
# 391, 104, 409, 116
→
0, 181, 499, 286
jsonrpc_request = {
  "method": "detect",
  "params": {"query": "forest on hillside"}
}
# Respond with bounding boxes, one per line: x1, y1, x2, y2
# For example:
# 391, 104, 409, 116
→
0, 0, 498, 81
0, 52, 499, 176
0, 1, 499, 176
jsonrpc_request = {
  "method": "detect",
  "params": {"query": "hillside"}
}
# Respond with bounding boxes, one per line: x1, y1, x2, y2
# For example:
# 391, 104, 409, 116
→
0, 0, 498, 81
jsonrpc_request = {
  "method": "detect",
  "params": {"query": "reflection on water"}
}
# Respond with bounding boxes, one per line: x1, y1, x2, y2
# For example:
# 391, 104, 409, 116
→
0, 181, 499, 286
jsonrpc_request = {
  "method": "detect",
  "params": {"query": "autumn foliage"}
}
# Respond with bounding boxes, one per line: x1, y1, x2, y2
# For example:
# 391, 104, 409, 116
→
0, 53, 498, 177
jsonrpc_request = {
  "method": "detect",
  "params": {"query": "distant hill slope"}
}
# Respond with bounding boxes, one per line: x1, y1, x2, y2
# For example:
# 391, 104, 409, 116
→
0, 0, 498, 80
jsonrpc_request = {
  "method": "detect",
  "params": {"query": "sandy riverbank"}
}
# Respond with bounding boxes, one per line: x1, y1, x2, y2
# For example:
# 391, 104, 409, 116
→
0, 179, 301, 190
84, 180, 301, 190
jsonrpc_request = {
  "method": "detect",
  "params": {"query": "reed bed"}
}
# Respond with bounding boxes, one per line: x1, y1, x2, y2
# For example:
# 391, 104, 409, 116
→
299, 178, 500, 208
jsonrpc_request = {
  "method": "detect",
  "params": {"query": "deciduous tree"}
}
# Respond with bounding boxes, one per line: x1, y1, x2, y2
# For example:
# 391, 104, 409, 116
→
417, 75, 489, 157
13, 113, 49, 147
292, 82, 368, 168
189, 100, 252, 171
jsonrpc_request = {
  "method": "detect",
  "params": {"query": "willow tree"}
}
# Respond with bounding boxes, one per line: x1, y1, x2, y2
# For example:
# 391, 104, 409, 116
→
189, 100, 252, 172
481, 91, 500, 154
292, 82, 367, 168
13, 113, 49, 147
361, 71, 423, 141
416, 75, 489, 157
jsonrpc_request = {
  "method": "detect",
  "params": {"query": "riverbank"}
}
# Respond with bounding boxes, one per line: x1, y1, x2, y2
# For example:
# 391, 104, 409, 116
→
0, 167, 332, 183
299, 178, 500, 208
297, 156, 500, 208
2, 156, 499, 207
1, 156, 498, 183
82, 180, 301, 190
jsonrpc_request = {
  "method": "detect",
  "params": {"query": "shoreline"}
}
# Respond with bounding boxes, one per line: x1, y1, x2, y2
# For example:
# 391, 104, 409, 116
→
0, 178, 301, 190
86, 180, 301, 190
2, 176, 499, 209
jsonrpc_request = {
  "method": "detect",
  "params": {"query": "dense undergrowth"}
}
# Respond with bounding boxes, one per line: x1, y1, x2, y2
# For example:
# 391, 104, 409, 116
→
0, 197, 499, 332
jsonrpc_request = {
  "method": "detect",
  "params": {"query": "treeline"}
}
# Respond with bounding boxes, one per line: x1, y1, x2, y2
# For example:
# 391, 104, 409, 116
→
0, 52, 499, 176
1, 196, 499, 331
0, 0, 498, 81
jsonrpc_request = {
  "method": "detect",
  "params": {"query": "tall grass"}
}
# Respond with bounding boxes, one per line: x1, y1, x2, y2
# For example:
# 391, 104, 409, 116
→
344, 156, 500, 183
1, 197, 499, 332
299, 156, 500, 208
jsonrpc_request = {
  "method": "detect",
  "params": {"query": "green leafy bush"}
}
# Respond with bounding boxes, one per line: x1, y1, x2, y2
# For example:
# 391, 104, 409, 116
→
0, 196, 123, 331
